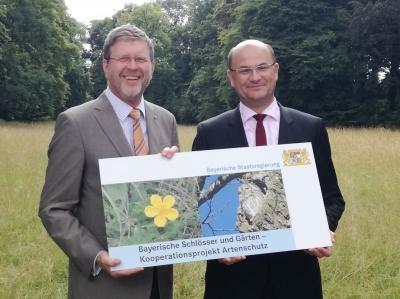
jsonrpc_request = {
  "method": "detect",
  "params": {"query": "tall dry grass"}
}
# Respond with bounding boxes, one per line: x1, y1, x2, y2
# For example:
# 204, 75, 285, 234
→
0, 123, 399, 298
321, 128, 400, 298
0, 122, 67, 298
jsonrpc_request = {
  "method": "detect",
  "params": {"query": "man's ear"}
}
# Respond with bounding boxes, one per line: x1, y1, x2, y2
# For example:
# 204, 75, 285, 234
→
274, 62, 279, 81
227, 69, 235, 88
102, 59, 109, 79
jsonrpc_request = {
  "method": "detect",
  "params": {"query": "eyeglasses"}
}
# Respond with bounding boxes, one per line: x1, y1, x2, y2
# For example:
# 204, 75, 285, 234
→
229, 62, 276, 75
107, 56, 151, 64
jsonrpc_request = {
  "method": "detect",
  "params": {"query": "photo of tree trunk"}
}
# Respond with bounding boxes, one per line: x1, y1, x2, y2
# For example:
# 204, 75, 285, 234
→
198, 170, 291, 236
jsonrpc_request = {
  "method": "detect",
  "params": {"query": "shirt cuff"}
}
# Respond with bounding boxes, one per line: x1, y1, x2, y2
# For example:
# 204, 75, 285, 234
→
91, 251, 103, 277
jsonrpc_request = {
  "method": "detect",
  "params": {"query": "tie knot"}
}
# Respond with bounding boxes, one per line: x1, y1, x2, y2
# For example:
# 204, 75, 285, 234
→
130, 108, 141, 121
253, 114, 266, 123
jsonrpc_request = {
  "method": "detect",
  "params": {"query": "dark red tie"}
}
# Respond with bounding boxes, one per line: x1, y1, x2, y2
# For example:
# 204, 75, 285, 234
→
253, 114, 267, 146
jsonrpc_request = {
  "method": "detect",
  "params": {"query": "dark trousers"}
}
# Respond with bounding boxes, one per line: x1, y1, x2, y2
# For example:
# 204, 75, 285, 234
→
150, 268, 160, 299
204, 251, 323, 299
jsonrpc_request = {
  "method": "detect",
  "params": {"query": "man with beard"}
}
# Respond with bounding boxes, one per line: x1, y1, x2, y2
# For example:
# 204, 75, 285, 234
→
39, 24, 178, 299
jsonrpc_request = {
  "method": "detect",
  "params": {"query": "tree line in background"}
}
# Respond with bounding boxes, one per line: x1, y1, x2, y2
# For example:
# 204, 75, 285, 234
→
0, 0, 399, 126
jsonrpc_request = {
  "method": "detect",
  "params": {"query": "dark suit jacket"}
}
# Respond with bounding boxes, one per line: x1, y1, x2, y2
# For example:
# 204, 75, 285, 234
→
39, 93, 179, 299
192, 104, 345, 299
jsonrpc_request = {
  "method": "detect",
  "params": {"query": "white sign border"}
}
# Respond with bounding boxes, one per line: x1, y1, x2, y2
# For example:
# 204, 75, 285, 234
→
99, 142, 331, 269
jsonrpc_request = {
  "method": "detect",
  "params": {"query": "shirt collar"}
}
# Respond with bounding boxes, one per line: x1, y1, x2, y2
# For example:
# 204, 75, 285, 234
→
239, 98, 280, 123
105, 87, 146, 121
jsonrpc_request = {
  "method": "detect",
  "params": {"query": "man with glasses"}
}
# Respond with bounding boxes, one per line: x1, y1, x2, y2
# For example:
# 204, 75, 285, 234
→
39, 24, 178, 299
193, 40, 345, 298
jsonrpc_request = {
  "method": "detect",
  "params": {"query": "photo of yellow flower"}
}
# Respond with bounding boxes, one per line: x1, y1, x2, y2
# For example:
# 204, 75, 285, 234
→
102, 178, 201, 247
144, 194, 179, 227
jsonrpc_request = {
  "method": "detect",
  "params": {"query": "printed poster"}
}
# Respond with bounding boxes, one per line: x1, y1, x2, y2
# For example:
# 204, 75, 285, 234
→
99, 143, 331, 270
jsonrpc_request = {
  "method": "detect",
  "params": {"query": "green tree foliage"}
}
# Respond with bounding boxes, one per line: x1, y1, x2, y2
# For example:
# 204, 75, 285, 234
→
87, 18, 116, 97
350, 0, 400, 125
0, 0, 399, 126
0, 0, 90, 120
156, 0, 193, 122
0, 4, 10, 58
181, 0, 399, 126
62, 16, 92, 112
182, 0, 227, 122
218, 0, 354, 123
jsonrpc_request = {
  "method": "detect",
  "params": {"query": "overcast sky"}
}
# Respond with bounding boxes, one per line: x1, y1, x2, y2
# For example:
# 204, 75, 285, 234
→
64, 0, 151, 25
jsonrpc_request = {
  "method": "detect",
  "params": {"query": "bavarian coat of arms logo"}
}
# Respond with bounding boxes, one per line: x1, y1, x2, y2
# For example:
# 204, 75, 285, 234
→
282, 148, 311, 166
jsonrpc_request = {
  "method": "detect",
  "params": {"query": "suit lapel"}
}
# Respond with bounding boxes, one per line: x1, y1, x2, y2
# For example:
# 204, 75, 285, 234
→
93, 93, 133, 156
144, 101, 160, 154
228, 107, 248, 147
278, 104, 294, 144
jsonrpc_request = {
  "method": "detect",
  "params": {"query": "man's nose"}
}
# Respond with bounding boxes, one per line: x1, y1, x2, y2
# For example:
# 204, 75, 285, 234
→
248, 69, 262, 80
126, 58, 138, 68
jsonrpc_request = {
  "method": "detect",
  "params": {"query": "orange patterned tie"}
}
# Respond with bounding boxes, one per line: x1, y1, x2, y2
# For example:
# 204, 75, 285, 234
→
129, 108, 149, 155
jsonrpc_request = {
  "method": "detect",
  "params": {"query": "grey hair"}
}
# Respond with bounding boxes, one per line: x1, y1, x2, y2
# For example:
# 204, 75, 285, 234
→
103, 24, 154, 61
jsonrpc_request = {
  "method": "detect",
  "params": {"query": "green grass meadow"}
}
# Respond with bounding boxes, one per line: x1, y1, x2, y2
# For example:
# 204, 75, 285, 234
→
0, 122, 399, 298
